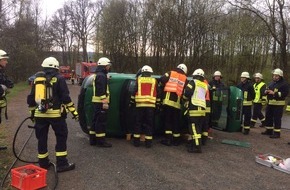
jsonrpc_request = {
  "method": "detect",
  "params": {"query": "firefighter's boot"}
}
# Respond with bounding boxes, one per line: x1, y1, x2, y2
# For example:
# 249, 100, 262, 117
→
57, 163, 75, 173
243, 129, 250, 135
133, 137, 140, 147
96, 138, 112, 148
145, 140, 153, 148
250, 121, 256, 128
187, 141, 202, 153
39, 158, 51, 169
172, 137, 181, 146
201, 135, 208, 145
270, 132, 280, 139
160, 135, 172, 146
89, 134, 97, 146
261, 129, 273, 135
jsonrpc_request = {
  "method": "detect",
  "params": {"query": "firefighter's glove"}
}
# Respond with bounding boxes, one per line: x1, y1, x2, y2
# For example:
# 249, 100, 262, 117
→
72, 110, 79, 122
29, 110, 35, 122
102, 99, 109, 110
66, 103, 79, 121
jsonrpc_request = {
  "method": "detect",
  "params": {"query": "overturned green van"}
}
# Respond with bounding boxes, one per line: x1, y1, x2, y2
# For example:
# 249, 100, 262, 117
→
77, 73, 243, 137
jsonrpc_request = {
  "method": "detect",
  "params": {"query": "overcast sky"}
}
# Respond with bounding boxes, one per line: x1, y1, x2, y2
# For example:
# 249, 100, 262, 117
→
40, 0, 66, 18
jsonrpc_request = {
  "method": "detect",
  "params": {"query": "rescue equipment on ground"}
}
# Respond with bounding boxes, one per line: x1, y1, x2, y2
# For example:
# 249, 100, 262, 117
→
256, 153, 290, 174
221, 139, 250, 148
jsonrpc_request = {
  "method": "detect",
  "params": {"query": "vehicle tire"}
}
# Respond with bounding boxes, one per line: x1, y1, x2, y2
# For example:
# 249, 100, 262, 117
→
78, 87, 89, 134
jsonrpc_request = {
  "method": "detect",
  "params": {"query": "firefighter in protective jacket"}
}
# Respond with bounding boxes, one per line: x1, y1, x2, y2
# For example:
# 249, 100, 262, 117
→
251, 73, 266, 128
0, 50, 13, 150
130, 65, 160, 148
27, 57, 78, 172
159, 64, 188, 146
237, 72, 255, 135
209, 71, 225, 125
262, 68, 289, 138
183, 69, 207, 153
90, 57, 112, 147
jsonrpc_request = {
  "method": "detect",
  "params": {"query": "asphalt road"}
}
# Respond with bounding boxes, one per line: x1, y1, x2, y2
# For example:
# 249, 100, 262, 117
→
4, 83, 290, 190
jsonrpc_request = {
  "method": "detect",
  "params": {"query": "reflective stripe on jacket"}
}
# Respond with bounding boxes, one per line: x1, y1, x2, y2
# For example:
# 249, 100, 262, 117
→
164, 71, 186, 97
92, 74, 110, 103
135, 77, 157, 107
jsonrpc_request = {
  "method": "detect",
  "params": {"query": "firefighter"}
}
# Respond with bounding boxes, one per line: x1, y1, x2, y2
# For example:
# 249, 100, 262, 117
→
130, 65, 160, 148
183, 69, 207, 153
236, 72, 255, 135
0, 50, 13, 150
262, 68, 289, 138
159, 63, 188, 146
209, 71, 225, 125
70, 70, 76, 85
201, 79, 211, 145
27, 57, 78, 172
251, 73, 266, 128
89, 57, 112, 147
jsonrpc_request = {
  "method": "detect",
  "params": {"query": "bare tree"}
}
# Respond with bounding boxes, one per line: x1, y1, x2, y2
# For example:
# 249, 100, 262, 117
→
65, 0, 98, 62
228, 0, 290, 79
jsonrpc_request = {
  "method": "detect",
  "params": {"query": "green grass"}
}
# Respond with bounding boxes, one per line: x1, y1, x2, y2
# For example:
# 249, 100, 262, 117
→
6, 82, 30, 100
0, 82, 30, 188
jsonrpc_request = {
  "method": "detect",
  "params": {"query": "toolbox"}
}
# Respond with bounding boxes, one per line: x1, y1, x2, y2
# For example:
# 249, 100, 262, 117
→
11, 164, 47, 190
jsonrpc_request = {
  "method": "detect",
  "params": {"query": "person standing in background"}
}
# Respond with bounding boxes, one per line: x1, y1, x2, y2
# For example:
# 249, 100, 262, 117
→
251, 73, 266, 128
237, 72, 255, 135
262, 68, 289, 139
0, 50, 14, 150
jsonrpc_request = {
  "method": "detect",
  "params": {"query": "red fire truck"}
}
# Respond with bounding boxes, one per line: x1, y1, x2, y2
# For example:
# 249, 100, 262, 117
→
75, 62, 97, 85
59, 66, 71, 80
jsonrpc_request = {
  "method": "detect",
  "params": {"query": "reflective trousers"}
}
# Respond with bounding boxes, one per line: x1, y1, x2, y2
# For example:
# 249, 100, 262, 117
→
163, 105, 181, 137
264, 105, 284, 131
35, 117, 68, 166
242, 106, 252, 130
91, 103, 108, 141
134, 107, 155, 139
251, 103, 265, 124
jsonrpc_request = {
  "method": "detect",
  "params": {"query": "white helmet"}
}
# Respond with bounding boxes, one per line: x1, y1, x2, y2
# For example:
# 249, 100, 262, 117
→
177, 64, 187, 74
272, 68, 283, 77
192, 68, 205, 77
240, 72, 250, 78
253, 73, 263, 79
41, 57, 59, 69
141, 65, 153, 73
213, 71, 222, 77
98, 57, 111, 66
0, 50, 9, 59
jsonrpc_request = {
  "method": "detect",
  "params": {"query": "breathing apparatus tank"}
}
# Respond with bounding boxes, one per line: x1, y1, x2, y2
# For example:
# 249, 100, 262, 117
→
34, 71, 52, 113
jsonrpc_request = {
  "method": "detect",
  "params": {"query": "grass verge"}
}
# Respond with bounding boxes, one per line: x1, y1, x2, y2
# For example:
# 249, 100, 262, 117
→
0, 82, 30, 188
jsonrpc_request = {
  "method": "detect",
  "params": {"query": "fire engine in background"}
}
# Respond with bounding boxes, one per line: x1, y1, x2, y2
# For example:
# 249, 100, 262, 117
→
59, 66, 71, 80
75, 62, 97, 85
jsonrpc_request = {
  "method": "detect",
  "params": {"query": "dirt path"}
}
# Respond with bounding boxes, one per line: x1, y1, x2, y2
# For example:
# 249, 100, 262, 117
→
3, 83, 290, 190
